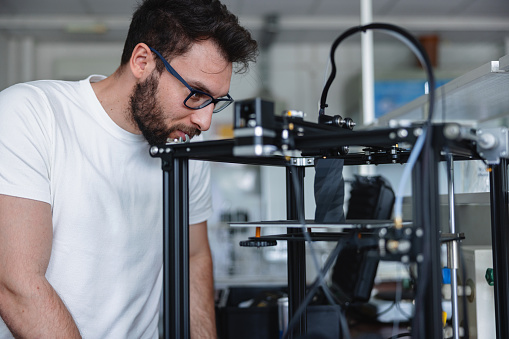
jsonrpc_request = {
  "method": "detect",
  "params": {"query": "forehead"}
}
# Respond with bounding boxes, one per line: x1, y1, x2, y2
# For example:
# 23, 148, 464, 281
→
170, 40, 233, 95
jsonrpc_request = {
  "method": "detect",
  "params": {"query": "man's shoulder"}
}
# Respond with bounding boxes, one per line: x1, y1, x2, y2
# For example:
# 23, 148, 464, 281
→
0, 79, 92, 128
0, 79, 81, 102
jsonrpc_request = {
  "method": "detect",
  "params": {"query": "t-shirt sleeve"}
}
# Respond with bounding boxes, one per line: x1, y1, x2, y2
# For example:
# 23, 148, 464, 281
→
0, 84, 52, 204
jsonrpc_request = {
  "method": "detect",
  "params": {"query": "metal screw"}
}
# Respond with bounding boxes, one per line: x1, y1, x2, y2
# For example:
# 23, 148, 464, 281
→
397, 129, 408, 138
150, 146, 159, 156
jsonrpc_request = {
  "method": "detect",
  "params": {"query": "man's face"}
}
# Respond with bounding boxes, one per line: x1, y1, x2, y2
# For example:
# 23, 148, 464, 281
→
129, 40, 233, 145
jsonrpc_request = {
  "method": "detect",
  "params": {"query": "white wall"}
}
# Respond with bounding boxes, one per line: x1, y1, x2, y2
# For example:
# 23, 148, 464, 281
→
0, 40, 123, 88
35, 42, 123, 80
0, 34, 7, 90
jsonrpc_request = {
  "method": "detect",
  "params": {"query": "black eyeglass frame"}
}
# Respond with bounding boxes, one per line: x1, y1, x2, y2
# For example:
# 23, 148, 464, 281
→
149, 47, 233, 113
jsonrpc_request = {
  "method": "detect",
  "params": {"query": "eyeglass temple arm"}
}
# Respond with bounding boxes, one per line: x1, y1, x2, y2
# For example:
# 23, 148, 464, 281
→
148, 47, 193, 91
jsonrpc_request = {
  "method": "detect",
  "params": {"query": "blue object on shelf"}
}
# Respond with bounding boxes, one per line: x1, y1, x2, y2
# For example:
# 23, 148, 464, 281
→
442, 267, 451, 284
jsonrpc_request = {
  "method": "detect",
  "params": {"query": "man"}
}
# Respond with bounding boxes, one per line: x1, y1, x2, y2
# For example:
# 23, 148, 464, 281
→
0, 0, 257, 337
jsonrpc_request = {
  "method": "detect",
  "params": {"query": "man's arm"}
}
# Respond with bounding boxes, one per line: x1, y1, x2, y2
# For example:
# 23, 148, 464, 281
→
189, 221, 216, 339
0, 194, 81, 338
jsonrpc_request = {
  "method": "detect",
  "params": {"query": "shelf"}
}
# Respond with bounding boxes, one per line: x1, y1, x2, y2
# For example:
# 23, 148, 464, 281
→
376, 54, 509, 127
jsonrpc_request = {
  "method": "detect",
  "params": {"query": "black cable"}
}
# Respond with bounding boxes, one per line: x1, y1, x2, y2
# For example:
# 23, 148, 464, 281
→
282, 239, 348, 339
286, 163, 338, 307
284, 162, 352, 339
376, 302, 396, 317
281, 165, 353, 339
338, 307, 350, 339
319, 22, 436, 126
319, 25, 367, 114
395, 302, 412, 320
317, 22, 438, 339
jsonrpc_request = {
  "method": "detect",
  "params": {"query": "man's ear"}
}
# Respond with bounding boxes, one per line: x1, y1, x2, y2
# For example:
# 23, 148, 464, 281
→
129, 43, 156, 80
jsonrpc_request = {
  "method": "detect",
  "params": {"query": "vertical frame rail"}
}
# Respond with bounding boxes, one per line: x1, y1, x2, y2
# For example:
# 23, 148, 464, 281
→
489, 159, 509, 339
446, 154, 461, 339
411, 130, 443, 339
285, 166, 307, 338
162, 157, 190, 339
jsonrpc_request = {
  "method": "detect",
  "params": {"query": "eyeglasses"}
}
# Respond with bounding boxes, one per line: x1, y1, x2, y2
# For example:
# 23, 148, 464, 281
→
149, 47, 233, 113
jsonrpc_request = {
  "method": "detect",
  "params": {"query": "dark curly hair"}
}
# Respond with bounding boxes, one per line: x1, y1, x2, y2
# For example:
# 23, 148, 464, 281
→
121, 0, 258, 73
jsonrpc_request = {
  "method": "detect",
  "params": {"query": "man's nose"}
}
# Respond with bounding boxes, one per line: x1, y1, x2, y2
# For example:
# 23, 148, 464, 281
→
190, 105, 214, 131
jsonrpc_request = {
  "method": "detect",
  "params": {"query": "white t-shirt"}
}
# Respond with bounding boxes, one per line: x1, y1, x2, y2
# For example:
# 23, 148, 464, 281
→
0, 75, 212, 338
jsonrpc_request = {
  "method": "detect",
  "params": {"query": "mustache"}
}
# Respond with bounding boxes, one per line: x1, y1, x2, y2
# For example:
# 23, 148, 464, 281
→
167, 124, 201, 140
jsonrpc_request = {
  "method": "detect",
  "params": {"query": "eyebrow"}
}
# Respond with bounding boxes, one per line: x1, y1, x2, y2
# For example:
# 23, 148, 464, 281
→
188, 80, 212, 95
188, 79, 229, 99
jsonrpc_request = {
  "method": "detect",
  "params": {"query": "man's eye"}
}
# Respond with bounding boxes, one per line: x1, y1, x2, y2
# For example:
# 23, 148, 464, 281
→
189, 92, 208, 102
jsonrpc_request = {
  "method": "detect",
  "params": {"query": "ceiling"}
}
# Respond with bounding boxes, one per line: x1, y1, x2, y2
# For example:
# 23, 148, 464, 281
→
0, 0, 508, 44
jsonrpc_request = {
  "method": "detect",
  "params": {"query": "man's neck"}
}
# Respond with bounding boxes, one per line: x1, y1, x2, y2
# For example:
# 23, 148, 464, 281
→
91, 69, 140, 135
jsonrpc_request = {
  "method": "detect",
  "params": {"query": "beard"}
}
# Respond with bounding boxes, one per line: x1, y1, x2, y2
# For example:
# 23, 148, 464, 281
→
129, 71, 201, 145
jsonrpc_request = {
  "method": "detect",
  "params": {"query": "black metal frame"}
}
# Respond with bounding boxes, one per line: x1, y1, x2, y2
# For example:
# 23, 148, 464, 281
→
285, 166, 307, 338
489, 159, 509, 339
162, 157, 190, 338
410, 126, 443, 339
154, 122, 509, 339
